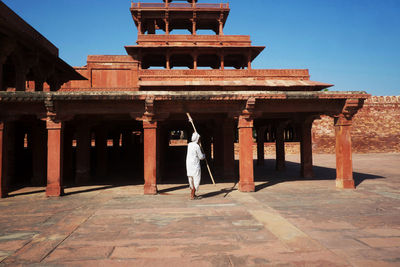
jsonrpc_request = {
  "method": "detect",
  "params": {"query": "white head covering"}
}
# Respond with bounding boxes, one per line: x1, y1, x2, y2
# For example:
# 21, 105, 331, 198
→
191, 132, 200, 143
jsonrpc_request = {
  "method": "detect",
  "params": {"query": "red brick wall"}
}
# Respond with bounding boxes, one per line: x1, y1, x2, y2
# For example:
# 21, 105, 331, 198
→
313, 96, 400, 154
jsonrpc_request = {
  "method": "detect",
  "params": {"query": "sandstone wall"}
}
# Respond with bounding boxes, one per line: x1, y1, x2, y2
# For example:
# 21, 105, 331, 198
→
313, 96, 400, 154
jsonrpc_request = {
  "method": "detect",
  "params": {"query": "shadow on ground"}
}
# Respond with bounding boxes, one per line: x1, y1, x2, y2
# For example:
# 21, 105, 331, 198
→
5, 158, 384, 197
254, 159, 384, 192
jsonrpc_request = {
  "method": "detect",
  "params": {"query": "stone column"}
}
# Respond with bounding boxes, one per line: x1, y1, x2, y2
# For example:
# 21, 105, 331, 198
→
275, 124, 286, 170
220, 52, 225, 70
222, 118, 235, 179
0, 121, 15, 198
46, 119, 64, 197
166, 50, 171, 70
0, 122, 5, 197
143, 120, 158, 195
247, 50, 252, 70
75, 122, 91, 184
256, 126, 265, 166
300, 121, 313, 178
238, 116, 255, 192
164, 16, 170, 35
156, 126, 164, 184
63, 126, 74, 184
138, 21, 142, 36
31, 121, 46, 186
0, 62, 3, 91
218, 18, 224, 35
192, 18, 197, 35
96, 128, 108, 179
335, 115, 355, 189
213, 121, 224, 177
201, 131, 212, 162
193, 51, 198, 70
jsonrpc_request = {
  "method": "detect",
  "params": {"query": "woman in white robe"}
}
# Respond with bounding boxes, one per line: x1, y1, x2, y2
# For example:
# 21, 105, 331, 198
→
186, 132, 205, 199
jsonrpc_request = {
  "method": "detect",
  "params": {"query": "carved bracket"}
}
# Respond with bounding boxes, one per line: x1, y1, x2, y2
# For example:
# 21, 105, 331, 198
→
334, 98, 365, 126
240, 97, 257, 120
342, 98, 365, 120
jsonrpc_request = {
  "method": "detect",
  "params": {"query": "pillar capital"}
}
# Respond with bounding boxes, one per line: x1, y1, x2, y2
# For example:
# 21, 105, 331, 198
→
238, 115, 253, 128
46, 118, 63, 130
334, 114, 352, 127
143, 120, 158, 129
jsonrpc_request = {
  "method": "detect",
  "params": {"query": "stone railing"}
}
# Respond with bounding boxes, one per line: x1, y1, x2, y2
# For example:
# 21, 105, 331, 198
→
137, 35, 251, 46
131, 2, 229, 9
139, 69, 310, 80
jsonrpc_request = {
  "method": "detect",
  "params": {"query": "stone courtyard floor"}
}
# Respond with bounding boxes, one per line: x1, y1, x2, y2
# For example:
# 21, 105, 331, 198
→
0, 153, 399, 266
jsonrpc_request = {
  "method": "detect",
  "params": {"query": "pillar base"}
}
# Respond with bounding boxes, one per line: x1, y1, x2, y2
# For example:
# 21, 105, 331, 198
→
144, 184, 157, 195
301, 170, 314, 179
276, 164, 286, 171
0, 190, 8, 198
75, 173, 91, 185
46, 186, 64, 197
336, 179, 355, 189
239, 181, 255, 192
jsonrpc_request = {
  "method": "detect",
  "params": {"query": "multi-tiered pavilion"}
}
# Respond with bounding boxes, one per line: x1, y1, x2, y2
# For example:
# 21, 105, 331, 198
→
0, 0, 369, 197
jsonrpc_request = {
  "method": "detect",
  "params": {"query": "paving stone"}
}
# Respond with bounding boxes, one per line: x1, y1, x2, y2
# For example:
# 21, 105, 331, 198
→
358, 237, 400, 248
0, 153, 399, 266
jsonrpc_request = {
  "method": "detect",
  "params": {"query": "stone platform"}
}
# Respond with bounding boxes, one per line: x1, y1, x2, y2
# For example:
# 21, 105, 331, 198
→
0, 153, 399, 266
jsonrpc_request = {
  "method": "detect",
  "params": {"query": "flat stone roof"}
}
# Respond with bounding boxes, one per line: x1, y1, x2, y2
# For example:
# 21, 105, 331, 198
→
0, 91, 369, 102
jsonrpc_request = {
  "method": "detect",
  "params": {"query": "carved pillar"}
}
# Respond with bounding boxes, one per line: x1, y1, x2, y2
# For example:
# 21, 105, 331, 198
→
220, 52, 225, 70
275, 124, 286, 171
46, 119, 64, 197
213, 120, 224, 177
238, 116, 255, 192
335, 115, 354, 189
96, 127, 108, 179
202, 132, 212, 162
0, 122, 5, 197
0, 61, 3, 91
156, 125, 166, 184
143, 120, 158, 194
191, 16, 197, 35
193, 51, 198, 70
223, 118, 235, 179
247, 50, 252, 70
0, 121, 15, 198
31, 121, 46, 186
164, 12, 170, 35
218, 13, 224, 35
256, 126, 265, 166
63, 125, 74, 184
300, 120, 313, 178
166, 50, 171, 70
75, 122, 91, 184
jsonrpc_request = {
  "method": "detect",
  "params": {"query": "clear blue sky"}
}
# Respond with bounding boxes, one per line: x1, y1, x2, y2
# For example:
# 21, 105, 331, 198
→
3, 0, 400, 96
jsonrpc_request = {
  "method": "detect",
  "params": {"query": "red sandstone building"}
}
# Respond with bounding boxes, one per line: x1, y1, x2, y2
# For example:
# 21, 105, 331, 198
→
0, 1, 369, 198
